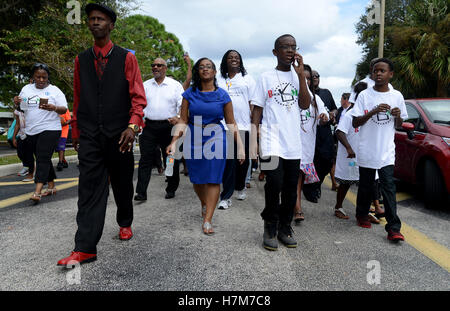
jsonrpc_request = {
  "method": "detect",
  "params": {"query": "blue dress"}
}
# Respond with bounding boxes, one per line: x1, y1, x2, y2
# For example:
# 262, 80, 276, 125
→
182, 87, 231, 184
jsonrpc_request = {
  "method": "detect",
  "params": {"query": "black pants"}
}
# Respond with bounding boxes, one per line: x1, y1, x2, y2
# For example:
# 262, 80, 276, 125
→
74, 133, 135, 254
17, 136, 34, 172
136, 120, 180, 196
357, 165, 401, 232
260, 157, 300, 225
220, 130, 250, 200
27, 130, 61, 184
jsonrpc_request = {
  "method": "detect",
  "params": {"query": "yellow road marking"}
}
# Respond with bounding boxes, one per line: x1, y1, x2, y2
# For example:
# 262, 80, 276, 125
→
396, 192, 412, 202
324, 177, 450, 272
0, 177, 79, 186
0, 180, 79, 209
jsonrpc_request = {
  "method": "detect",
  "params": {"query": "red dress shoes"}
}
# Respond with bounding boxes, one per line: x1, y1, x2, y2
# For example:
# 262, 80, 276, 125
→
119, 226, 133, 240
57, 252, 97, 267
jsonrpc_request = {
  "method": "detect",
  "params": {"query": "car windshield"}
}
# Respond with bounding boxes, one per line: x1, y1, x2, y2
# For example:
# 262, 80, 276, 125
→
419, 100, 450, 125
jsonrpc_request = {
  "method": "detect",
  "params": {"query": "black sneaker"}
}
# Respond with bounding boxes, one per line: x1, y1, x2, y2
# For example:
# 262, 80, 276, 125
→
263, 221, 278, 251
56, 162, 64, 171
277, 223, 297, 248
134, 193, 147, 201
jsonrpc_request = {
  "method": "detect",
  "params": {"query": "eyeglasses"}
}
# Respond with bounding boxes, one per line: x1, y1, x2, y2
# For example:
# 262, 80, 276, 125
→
151, 63, 165, 68
279, 45, 299, 52
199, 65, 213, 70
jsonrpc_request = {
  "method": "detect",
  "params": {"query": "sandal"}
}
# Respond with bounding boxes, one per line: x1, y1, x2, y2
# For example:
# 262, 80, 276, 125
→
368, 213, 380, 224
294, 212, 305, 223
30, 192, 42, 202
334, 208, 349, 219
42, 188, 57, 197
202, 222, 214, 235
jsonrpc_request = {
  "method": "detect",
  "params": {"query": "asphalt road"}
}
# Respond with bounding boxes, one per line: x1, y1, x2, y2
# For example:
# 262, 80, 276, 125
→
0, 152, 449, 293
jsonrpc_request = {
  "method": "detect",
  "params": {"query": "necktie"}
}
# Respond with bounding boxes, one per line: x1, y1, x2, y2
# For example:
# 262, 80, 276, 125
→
96, 51, 106, 78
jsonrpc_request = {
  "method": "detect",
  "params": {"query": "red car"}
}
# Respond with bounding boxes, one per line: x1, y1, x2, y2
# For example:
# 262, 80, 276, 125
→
394, 98, 450, 207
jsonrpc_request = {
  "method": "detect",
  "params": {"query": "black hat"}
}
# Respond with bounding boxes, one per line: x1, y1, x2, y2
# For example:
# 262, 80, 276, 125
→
85, 3, 117, 23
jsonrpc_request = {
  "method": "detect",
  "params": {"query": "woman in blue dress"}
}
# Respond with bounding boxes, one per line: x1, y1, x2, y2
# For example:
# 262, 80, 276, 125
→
167, 58, 244, 235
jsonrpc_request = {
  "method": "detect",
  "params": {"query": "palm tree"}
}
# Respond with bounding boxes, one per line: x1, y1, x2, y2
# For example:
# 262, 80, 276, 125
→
387, 0, 449, 97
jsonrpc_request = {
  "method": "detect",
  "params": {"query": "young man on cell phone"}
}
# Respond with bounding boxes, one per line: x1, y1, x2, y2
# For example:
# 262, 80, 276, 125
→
251, 34, 311, 251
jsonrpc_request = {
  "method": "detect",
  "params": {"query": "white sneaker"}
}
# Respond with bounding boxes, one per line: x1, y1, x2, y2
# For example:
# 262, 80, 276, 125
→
218, 200, 229, 210
236, 190, 247, 200
18, 167, 29, 176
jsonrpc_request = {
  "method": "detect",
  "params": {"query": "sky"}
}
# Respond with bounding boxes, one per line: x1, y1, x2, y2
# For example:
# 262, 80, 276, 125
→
138, 0, 372, 106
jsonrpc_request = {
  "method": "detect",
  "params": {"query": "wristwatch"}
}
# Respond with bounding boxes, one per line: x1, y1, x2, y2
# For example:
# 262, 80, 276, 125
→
128, 123, 139, 134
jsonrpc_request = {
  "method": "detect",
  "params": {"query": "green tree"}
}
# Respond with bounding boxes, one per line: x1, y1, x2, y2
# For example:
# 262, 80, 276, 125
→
388, 0, 449, 97
0, 0, 188, 109
354, 0, 449, 98
112, 14, 189, 82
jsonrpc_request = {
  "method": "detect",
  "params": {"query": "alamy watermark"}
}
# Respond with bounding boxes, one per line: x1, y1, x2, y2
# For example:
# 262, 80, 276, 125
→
366, 260, 381, 285
66, 0, 81, 25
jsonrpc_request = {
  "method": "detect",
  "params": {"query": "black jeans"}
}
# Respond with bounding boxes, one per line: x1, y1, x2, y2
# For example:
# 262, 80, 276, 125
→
74, 132, 135, 254
27, 130, 61, 184
136, 120, 180, 196
357, 165, 401, 232
220, 130, 250, 200
260, 157, 300, 225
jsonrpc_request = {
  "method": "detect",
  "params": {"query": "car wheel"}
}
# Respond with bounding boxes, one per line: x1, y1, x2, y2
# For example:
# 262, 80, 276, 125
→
423, 160, 446, 208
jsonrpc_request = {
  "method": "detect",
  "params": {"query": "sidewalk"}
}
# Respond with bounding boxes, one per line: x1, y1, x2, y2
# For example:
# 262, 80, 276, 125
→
0, 155, 79, 178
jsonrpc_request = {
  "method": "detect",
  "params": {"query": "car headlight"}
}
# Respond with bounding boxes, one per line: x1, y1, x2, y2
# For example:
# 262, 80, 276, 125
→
442, 137, 450, 147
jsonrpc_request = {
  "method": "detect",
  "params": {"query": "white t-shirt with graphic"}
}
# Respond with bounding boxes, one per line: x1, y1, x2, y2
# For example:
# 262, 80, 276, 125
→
335, 108, 360, 180
300, 95, 328, 164
253, 67, 312, 159
348, 87, 407, 169
217, 72, 257, 132
19, 84, 68, 136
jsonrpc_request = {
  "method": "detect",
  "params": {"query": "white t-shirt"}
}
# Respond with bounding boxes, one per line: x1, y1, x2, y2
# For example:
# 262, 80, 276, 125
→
349, 76, 393, 104
143, 77, 184, 120
253, 67, 312, 159
300, 95, 328, 164
335, 108, 360, 180
217, 72, 257, 131
19, 84, 68, 136
348, 87, 408, 169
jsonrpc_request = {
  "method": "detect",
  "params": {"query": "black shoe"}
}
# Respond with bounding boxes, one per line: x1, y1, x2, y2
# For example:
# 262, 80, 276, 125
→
56, 162, 63, 171
134, 193, 147, 201
277, 223, 297, 248
263, 221, 278, 251
165, 192, 175, 199
62, 160, 68, 168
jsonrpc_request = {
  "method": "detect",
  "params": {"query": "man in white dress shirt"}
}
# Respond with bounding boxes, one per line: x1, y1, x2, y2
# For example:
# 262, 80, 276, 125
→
135, 58, 184, 200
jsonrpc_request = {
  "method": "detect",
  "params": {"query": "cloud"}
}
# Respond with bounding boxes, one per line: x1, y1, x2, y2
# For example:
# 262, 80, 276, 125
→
138, 0, 367, 103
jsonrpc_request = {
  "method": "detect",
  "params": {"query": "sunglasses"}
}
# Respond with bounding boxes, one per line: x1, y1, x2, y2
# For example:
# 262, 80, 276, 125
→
151, 63, 166, 68
313, 74, 320, 78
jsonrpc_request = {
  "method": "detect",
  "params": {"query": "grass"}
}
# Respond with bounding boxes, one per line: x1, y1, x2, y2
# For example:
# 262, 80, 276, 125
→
0, 149, 78, 166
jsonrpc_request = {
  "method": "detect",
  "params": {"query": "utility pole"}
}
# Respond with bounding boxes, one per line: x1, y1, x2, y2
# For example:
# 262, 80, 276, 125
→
378, 0, 386, 58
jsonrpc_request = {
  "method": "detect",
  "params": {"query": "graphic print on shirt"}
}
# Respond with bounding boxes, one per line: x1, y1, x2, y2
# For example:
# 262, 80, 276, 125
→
270, 81, 298, 111
27, 95, 40, 108
371, 106, 392, 126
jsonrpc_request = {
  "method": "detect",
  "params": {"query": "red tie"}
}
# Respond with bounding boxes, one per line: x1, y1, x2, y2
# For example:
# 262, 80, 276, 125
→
96, 52, 106, 78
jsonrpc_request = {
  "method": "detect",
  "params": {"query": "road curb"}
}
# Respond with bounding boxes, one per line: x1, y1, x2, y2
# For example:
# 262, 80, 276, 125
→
0, 155, 79, 178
